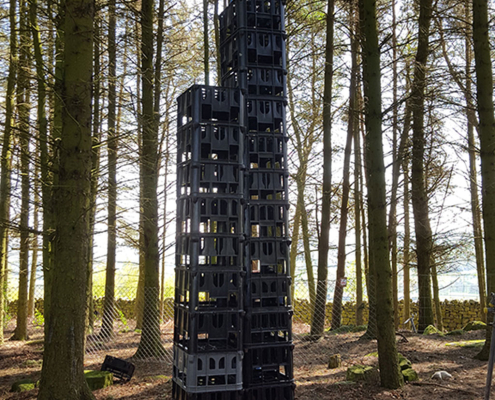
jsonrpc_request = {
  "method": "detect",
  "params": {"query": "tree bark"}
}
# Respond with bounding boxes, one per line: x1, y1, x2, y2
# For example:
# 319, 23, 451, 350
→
100, 0, 118, 340
403, 156, 411, 327
410, 0, 435, 332
310, 0, 334, 339
331, 80, 354, 329
134, 0, 166, 358
465, 0, 486, 322
203, 0, 209, 85
472, 0, 495, 361
354, 111, 363, 326
37, 0, 95, 395
359, 0, 403, 389
0, 0, 17, 345
13, 0, 31, 341
87, 12, 102, 334
28, 173, 39, 318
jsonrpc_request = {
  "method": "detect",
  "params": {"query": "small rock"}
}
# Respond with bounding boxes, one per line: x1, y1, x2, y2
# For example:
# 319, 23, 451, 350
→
463, 321, 487, 332
328, 354, 341, 369
84, 370, 113, 390
431, 371, 453, 380
346, 365, 376, 382
402, 368, 419, 382
11, 379, 36, 392
423, 325, 442, 335
24, 359, 42, 367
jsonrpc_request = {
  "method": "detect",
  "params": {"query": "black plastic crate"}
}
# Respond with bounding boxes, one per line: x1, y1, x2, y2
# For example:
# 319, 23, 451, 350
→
246, 98, 286, 133
243, 344, 294, 386
173, 381, 242, 400
176, 234, 243, 270
177, 123, 244, 164
174, 306, 242, 353
247, 133, 287, 157
219, 0, 285, 42
178, 85, 244, 127
176, 197, 243, 236
177, 161, 243, 197
249, 204, 288, 227
220, 30, 286, 77
222, 67, 286, 98
175, 268, 243, 310
247, 171, 288, 202
248, 150, 287, 171
173, 346, 243, 393
248, 275, 290, 309
247, 239, 289, 274
243, 383, 295, 400
101, 355, 135, 382
243, 309, 292, 345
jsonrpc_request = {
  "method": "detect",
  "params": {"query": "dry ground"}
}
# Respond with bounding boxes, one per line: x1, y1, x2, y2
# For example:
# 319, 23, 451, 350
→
0, 327, 489, 399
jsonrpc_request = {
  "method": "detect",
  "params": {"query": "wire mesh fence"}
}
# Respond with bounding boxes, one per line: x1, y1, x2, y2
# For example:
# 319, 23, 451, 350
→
2, 274, 486, 367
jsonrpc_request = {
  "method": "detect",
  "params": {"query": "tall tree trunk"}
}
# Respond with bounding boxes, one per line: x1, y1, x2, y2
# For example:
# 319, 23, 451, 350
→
203, 0, 209, 85
389, 0, 399, 330
465, 0, 486, 322
0, 0, 17, 345
359, 0, 403, 389
135, 18, 145, 331
310, 0, 334, 339
28, 173, 39, 318
100, 0, 118, 340
37, 0, 95, 395
214, 0, 221, 85
403, 156, 411, 327
13, 0, 31, 341
410, 0, 435, 332
160, 127, 170, 320
473, 0, 495, 361
358, 80, 375, 340
87, 12, 102, 334
331, 86, 354, 330
354, 111, 363, 326
349, 0, 363, 326
28, 0, 49, 316
43, 0, 65, 333
134, 0, 165, 358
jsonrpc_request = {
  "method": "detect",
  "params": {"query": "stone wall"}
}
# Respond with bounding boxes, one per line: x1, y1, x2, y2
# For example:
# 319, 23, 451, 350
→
293, 298, 483, 331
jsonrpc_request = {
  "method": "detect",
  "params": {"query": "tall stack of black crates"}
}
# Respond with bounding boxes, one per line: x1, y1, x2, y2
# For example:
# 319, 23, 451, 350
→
174, 1, 293, 399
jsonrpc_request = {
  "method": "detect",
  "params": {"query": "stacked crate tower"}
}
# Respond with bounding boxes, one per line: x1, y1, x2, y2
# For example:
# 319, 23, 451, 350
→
174, 1, 293, 399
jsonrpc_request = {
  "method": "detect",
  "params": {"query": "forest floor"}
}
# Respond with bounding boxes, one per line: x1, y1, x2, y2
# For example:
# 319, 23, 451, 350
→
0, 326, 489, 400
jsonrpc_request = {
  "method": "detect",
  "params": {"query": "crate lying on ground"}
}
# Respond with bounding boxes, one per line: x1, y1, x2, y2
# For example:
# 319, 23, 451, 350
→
173, 346, 243, 393
100, 355, 135, 382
